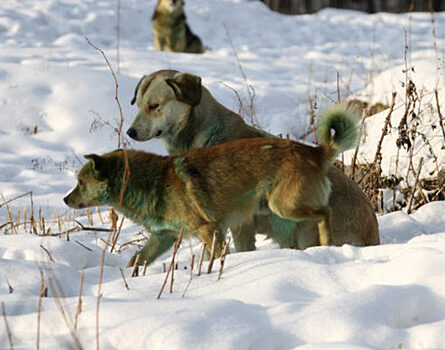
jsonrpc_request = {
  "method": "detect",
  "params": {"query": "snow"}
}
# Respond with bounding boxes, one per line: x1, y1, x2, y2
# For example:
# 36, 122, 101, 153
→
1, 0, 445, 349
1, 205, 445, 349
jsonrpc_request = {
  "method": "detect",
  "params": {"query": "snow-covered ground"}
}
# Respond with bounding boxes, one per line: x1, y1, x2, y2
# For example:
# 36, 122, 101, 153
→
1, 0, 445, 349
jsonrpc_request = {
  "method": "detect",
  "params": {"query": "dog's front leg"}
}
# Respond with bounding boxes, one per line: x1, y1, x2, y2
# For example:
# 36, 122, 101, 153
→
195, 224, 225, 260
126, 230, 178, 267
154, 34, 165, 51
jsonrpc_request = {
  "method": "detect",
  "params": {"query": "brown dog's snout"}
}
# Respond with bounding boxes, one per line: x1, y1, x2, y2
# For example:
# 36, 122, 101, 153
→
63, 196, 69, 205
127, 127, 138, 139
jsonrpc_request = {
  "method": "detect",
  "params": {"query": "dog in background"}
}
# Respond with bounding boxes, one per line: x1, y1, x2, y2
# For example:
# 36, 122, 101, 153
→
127, 70, 379, 262
152, 0, 204, 54
65, 107, 357, 265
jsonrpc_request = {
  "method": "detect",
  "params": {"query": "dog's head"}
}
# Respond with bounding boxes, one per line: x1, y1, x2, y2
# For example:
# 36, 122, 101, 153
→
156, 0, 185, 14
64, 154, 110, 209
127, 70, 202, 142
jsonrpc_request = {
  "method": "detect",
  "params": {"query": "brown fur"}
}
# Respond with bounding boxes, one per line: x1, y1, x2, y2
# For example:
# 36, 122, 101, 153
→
127, 70, 380, 256
65, 134, 346, 262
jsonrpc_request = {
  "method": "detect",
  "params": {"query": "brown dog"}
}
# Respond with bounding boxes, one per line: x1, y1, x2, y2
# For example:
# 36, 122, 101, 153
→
65, 107, 357, 263
126, 70, 379, 259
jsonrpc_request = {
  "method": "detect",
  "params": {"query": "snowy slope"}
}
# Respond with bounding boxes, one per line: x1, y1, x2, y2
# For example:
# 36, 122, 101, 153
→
1, 202, 445, 349
1, 0, 445, 349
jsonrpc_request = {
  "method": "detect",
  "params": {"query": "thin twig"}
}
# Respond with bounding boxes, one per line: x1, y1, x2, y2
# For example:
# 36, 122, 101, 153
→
435, 89, 445, 144
220, 82, 243, 115
29, 191, 35, 234
117, 238, 146, 250
37, 268, 45, 350
130, 253, 140, 277
5, 278, 13, 294
157, 229, 184, 299
196, 242, 207, 276
110, 216, 125, 253
74, 240, 93, 252
407, 157, 424, 214
218, 237, 231, 281
1, 194, 16, 234
85, 37, 124, 148
40, 245, 54, 263
350, 109, 366, 180
306, 94, 318, 144
0, 191, 32, 208
96, 207, 104, 225
86, 37, 130, 350
169, 241, 177, 294
368, 92, 397, 207
428, 0, 440, 85
74, 270, 84, 330
373, 92, 397, 168
75, 220, 112, 233
336, 71, 341, 103
223, 24, 259, 127
36, 225, 80, 237
119, 268, 130, 291
1, 302, 13, 350
182, 255, 195, 298
142, 260, 148, 276
116, 0, 121, 74
207, 232, 218, 274
46, 279, 84, 350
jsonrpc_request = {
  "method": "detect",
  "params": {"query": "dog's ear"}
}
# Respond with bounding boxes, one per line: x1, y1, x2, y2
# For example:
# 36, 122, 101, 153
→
131, 75, 147, 105
165, 72, 202, 106
84, 154, 109, 180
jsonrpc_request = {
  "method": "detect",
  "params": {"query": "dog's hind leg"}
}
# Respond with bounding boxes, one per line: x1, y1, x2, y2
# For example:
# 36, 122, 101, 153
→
127, 230, 177, 267
232, 222, 256, 252
268, 197, 333, 246
316, 206, 332, 246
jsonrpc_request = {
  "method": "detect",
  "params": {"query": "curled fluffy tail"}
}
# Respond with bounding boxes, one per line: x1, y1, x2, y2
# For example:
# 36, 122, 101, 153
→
317, 104, 358, 164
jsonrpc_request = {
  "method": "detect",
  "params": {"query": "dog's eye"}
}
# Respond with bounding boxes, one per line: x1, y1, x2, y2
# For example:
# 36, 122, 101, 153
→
148, 103, 159, 111
78, 180, 84, 186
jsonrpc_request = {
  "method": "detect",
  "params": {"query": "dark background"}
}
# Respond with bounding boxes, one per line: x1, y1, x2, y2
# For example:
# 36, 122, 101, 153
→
262, 0, 444, 14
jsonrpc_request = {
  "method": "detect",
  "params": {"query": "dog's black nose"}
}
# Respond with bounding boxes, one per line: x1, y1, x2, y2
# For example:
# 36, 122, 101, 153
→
63, 196, 68, 205
127, 127, 137, 139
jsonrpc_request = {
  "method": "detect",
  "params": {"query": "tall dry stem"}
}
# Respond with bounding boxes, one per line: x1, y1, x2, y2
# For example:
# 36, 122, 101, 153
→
223, 24, 259, 127
37, 269, 45, 350
74, 270, 84, 330
407, 157, 424, 214
207, 232, 218, 274
116, 0, 121, 74
46, 279, 83, 350
196, 242, 207, 276
368, 92, 397, 208
157, 229, 184, 299
1, 302, 13, 350
86, 37, 130, 350
435, 89, 445, 144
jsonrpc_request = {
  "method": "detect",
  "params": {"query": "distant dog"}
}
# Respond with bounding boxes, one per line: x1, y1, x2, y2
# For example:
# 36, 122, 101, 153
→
152, 0, 204, 54
127, 70, 379, 260
65, 109, 357, 264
